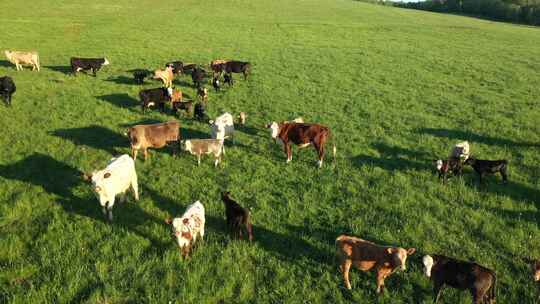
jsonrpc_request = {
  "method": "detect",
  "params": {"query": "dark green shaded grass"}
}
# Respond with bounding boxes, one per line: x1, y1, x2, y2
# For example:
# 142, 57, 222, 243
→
1, 0, 540, 303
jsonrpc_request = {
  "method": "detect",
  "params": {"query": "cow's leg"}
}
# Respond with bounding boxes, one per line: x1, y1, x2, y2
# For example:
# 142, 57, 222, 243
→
197, 154, 201, 166
131, 176, 139, 201
92, 68, 97, 77
107, 198, 115, 222
433, 282, 444, 304
313, 140, 325, 168
341, 259, 352, 290
375, 270, 387, 294
143, 148, 148, 161
500, 167, 508, 184
132, 148, 138, 160
171, 141, 178, 157
36, 63, 40, 72
285, 143, 292, 163
246, 222, 253, 242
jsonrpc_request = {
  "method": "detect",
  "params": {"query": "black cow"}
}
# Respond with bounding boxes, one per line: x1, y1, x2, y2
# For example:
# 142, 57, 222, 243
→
423, 255, 496, 304
465, 157, 508, 184
224, 61, 251, 80
165, 61, 183, 75
139, 87, 172, 113
172, 100, 193, 117
224, 73, 234, 86
221, 191, 253, 241
191, 67, 207, 88
132, 69, 152, 84
70, 57, 110, 76
194, 102, 207, 121
0, 76, 16, 106
182, 63, 197, 74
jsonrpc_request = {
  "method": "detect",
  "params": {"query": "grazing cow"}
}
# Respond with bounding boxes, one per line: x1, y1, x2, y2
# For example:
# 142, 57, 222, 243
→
165, 201, 205, 257
139, 87, 182, 113
336, 235, 415, 292
464, 157, 508, 184
82, 154, 139, 221
266, 121, 336, 167
165, 61, 183, 75
224, 73, 234, 86
210, 112, 234, 143
4, 50, 40, 71
154, 66, 174, 87
127, 121, 181, 161
238, 112, 247, 126
0, 76, 16, 106
181, 138, 225, 166
132, 69, 152, 84
197, 86, 209, 103
194, 102, 207, 121
434, 157, 463, 182
450, 141, 470, 160
423, 255, 497, 304
221, 191, 253, 241
172, 100, 193, 117
224, 61, 251, 79
70, 57, 109, 76
212, 77, 220, 92
191, 67, 207, 88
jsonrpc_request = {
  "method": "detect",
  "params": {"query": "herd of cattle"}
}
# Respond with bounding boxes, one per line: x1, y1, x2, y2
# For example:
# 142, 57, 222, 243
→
0, 49, 536, 303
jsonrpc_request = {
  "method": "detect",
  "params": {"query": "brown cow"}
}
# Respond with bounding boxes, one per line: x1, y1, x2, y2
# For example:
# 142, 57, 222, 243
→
336, 235, 416, 293
266, 121, 336, 167
127, 121, 180, 161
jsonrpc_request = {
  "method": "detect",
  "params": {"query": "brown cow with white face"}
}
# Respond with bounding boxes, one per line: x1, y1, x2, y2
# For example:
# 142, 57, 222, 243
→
336, 235, 415, 292
266, 121, 336, 168
127, 121, 180, 161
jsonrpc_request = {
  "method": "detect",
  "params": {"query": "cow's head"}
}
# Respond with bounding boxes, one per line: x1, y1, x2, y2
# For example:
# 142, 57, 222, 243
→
103, 58, 110, 65
423, 255, 435, 277
238, 112, 246, 125
433, 159, 444, 171
266, 122, 279, 138
387, 247, 415, 271
4, 50, 11, 58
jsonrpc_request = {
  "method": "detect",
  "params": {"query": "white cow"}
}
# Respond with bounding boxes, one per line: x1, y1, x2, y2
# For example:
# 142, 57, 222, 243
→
210, 112, 234, 143
166, 201, 205, 257
85, 154, 139, 221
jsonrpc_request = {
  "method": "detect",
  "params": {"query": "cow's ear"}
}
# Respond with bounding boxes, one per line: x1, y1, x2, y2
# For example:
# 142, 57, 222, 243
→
104, 172, 111, 179
81, 171, 92, 182
386, 248, 393, 254
407, 248, 416, 255
165, 217, 172, 225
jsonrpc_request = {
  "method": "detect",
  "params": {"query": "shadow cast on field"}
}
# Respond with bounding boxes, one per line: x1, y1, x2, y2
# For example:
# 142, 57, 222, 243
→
352, 142, 431, 172
468, 178, 540, 206
104, 75, 137, 85
96, 94, 139, 111
0, 60, 14, 68
0, 153, 170, 255
418, 128, 540, 148
51, 125, 127, 154
236, 125, 265, 139
44, 65, 72, 75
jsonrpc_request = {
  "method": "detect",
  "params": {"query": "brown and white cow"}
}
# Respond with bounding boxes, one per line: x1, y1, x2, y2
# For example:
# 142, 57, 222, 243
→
165, 200, 205, 257
336, 235, 416, 293
181, 138, 224, 167
127, 121, 180, 161
266, 121, 336, 167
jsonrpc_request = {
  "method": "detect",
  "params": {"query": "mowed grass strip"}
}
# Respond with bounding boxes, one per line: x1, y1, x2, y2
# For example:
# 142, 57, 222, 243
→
0, 0, 539, 303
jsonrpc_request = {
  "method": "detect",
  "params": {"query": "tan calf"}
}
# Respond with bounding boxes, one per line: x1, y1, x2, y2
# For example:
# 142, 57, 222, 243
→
5, 50, 40, 71
154, 66, 174, 87
127, 121, 180, 161
182, 139, 224, 166
336, 235, 415, 293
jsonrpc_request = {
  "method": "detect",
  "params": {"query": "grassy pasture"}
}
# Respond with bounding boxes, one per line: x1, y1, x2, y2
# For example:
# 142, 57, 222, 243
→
0, 0, 540, 303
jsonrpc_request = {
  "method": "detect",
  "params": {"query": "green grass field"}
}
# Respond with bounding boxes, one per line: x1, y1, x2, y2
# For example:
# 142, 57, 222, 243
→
1, 0, 539, 303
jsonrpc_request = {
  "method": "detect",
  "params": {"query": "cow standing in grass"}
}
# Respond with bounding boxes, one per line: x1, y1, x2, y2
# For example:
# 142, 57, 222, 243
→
0, 76, 16, 106
5, 50, 40, 71
71, 57, 109, 76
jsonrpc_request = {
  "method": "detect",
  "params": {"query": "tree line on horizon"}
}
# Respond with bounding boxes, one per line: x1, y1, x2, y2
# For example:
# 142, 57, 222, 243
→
356, 0, 540, 26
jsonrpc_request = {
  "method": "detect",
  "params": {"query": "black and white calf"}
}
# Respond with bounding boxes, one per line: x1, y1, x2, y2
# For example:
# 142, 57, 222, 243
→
423, 255, 497, 304
434, 158, 463, 182
70, 57, 109, 76
139, 87, 173, 113
464, 157, 508, 184
0, 76, 16, 106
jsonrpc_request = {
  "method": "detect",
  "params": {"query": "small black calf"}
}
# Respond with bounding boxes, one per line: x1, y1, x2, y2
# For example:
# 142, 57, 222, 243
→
0, 76, 16, 106
139, 87, 171, 113
132, 69, 152, 84
194, 102, 207, 121
221, 191, 253, 242
182, 63, 197, 74
465, 157, 508, 184
224, 73, 234, 86
191, 67, 207, 88
172, 100, 193, 116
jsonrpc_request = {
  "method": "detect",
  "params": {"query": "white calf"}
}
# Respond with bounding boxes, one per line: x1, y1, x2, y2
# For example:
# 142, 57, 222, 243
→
167, 201, 205, 257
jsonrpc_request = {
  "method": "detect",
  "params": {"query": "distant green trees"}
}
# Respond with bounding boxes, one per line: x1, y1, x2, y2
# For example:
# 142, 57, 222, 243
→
392, 0, 540, 25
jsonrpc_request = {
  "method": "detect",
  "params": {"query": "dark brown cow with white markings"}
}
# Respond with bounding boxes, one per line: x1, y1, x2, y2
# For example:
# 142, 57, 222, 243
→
127, 121, 180, 161
266, 121, 336, 167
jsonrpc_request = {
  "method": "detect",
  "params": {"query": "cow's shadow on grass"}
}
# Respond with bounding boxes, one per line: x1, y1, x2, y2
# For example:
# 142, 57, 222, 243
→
51, 125, 127, 154
352, 142, 431, 171
96, 94, 139, 111
236, 125, 265, 139
0, 60, 13, 68
0, 153, 170, 255
417, 128, 540, 148
104, 75, 138, 85
181, 127, 210, 139
44, 65, 72, 75
469, 179, 540, 207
